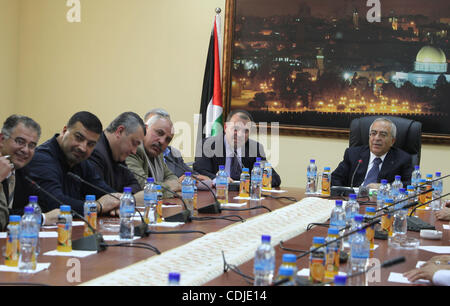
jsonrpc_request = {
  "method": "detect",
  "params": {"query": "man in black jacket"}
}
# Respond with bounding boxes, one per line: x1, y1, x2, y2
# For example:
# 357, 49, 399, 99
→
331, 117, 413, 188
194, 109, 281, 187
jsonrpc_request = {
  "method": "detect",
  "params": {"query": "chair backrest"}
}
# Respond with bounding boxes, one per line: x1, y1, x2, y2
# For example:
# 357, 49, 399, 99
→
349, 116, 422, 166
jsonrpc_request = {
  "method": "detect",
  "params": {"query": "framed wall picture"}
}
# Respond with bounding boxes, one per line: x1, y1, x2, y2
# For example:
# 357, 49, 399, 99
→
222, 0, 450, 142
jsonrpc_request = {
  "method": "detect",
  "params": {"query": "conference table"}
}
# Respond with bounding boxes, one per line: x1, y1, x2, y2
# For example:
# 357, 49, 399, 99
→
0, 187, 448, 286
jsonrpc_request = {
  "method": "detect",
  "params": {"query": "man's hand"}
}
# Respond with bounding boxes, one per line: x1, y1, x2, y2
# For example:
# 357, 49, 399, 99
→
434, 207, 450, 221
98, 193, 121, 216
43, 209, 60, 225
0, 155, 13, 182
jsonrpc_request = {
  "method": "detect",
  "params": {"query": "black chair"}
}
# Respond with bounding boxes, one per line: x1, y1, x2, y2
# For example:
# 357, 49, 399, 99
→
349, 116, 422, 166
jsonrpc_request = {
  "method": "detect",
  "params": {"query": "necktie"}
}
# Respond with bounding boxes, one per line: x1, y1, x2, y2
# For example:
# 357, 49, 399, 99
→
229, 151, 242, 181
363, 157, 382, 186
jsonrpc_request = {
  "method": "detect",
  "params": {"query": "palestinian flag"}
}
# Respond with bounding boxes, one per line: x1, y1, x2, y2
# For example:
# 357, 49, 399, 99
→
199, 12, 223, 138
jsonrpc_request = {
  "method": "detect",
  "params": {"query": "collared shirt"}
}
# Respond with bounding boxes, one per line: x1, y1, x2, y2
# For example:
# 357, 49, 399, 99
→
363, 152, 387, 183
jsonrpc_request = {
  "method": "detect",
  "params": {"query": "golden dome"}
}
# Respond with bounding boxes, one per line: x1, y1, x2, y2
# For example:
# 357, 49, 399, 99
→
416, 46, 446, 63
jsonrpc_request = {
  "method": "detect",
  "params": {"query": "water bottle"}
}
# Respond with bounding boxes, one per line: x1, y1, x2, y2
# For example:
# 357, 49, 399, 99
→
26, 195, 41, 255
306, 159, 318, 194
254, 157, 264, 169
329, 200, 346, 232
253, 235, 275, 286
182, 172, 195, 215
376, 179, 389, 210
390, 203, 408, 246
83, 195, 97, 237
395, 188, 407, 210
431, 172, 443, 210
390, 175, 403, 200
309, 236, 326, 283
324, 228, 341, 282
19, 206, 39, 273
411, 165, 421, 189
251, 163, 263, 203
215, 165, 229, 204
348, 214, 364, 247
334, 275, 347, 286
321, 167, 331, 196
239, 168, 250, 197
57, 205, 73, 252
262, 163, 272, 190
344, 194, 359, 243
143, 178, 155, 224
119, 187, 136, 240
5, 215, 21, 267
348, 227, 370, 286
168, 272, 180, 286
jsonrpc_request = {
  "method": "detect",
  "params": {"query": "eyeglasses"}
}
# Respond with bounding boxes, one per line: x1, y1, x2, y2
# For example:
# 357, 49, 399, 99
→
369, 130, 390, 138
9, 136, 37, 150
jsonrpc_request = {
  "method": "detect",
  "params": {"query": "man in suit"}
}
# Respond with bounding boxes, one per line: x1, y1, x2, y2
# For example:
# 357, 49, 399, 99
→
331, 117, 413, 188
193, 109, 281, 187
0, 115, 60, 231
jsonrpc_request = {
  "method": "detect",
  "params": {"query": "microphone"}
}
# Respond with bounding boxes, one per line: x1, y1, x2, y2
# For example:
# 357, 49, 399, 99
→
116, 164, 192, 223
67, 172, 150, 237
24, 176, 107, 252
331, 160, 362, 197
351, 159, 363, 189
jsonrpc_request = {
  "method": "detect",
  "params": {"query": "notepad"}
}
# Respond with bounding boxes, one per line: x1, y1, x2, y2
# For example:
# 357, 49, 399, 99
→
221, 202, 247, 208
262, 189, 287, 193
0, 263, 51, 274
388, 272, 430, 285
102, 235, 140, 241
43, 250, 97, 258
418, 246, 450, 254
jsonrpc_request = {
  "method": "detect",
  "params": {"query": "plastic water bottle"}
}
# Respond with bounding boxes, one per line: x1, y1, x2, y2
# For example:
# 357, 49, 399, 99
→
390, 175, 403, 201
348, 214, 364, 247
57, 205, 73, 252
5, 215, 21, 267
262, 163, 272, 190
19, 206, 39, 273
411, 165, 421, 189
329, 200, 346, 232
431, 172, 443, 210
143, 178, 155, 224
168, 272, 180, 286
395, 188, 407, 210
239, 168, 250, 197
348, 227, 370, 286
309, 236, 326, 283
254, 157, 264, 169
344, 194, 359, 238
215, 165, 229, 204
376, 179, 389, 210
83, 195, 97, 237
251, 163, 263, 203
334, 275, 347, 286
119, 187, 136, 240
253, 235, 275, 286
390, 203, 408, 246
306, 159, 317, 194
324, 228, 341, 282
182, 172, 195, 215
26, 195, 41, 255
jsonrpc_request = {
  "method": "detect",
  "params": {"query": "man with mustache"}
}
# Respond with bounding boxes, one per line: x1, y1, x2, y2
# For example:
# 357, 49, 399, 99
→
331, 117, 413, 188
25, 111, 121, 216
0, 115, 60, 231
126, 113, 180, 198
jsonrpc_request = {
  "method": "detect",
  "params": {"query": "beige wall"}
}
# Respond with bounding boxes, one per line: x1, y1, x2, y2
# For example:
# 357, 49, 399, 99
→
9, 0, 450, 192
0, 0, 19, 120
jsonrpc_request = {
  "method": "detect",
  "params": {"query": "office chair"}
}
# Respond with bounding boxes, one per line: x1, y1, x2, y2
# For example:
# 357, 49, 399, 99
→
349, 116, 422, 166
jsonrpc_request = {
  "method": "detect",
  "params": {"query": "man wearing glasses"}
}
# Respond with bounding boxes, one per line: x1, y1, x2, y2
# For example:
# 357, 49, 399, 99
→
331, 117, 413, 189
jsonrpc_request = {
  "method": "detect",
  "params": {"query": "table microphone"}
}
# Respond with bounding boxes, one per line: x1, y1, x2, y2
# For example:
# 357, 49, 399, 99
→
66, 172, 150, 237
24, 176, 107, 252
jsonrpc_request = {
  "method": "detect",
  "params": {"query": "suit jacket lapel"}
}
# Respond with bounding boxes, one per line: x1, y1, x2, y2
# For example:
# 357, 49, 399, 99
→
379, 149, 395, 181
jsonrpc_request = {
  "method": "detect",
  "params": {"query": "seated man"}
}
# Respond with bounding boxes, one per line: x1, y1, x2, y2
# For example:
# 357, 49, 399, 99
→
404, 255, 450, 285
193, 109, 281, 187
0, 115, 59, 231
89, 112, 145, 194
331, 117, 413, 189
126, 113, 180, 198
25, 111, 120, 216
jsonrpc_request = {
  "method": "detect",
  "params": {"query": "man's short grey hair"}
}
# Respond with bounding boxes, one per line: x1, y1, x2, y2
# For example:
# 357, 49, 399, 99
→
146, 114, 173, 129
370, 117, 397, 138
1, 115, 41, 139
144, 108, 171, 122
106, 112, 146, 136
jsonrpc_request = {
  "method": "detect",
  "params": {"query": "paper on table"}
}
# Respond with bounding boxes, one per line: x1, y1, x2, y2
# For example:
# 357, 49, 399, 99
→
443, 224, 450, 230
43, 250, 97, 258
149, 221, 184, 227
0, 263, 51, 274
297, 268, 347, 277
343, 242, 379, 250
262, 189, 287, 193
418, 246, 450, 254
221, 202, 247, 208
102, 235, 140, 241
388, 272, 430, 285
233, 196, 265, 200
1, 232, 58, 238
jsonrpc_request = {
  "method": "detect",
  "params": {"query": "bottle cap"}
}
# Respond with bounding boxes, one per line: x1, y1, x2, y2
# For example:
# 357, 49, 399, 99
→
354, 214, 364, 222
358, 228, 366, 234
365, 207, 376, 213
24, 206, 34, 214
279, 266, 294, 277
155, 185, 162, 190
261, 235, 271, 243
146, 177, 155, 183
349, 194, 357, 200
60, 205, 71, 212
419, 178, 426, 183
9, 215, 21, 223
168, 272, 180, 283
426, 174, 432, 179
415, 165, 420, 170
219, 165, 225, 170
435, 172, 441, 177
85, 195, 96, 201
242, 168, 249, 172
310, 159, 315, 163
335, 200, 343, 207
334, 275, 347, 285
399, 188, 406, 193
185, 172, 192, 176
256, 157, 262, 162
254, 162, 260, 168
395, 175, 401, 180
324, 166, 330, 171
29, 195, 38, 203
327, 228, 339, 235
407, 185, 414, 190
282, 253, 297, 263
381, 179, 388, 184
313, 237, 325, 245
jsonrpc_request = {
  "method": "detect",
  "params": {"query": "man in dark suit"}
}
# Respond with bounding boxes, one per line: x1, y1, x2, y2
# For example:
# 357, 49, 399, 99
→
331, 117, 413, 188
194, 109, 281, 187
